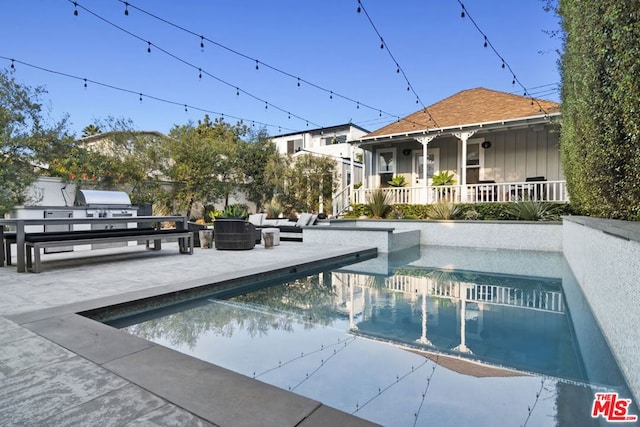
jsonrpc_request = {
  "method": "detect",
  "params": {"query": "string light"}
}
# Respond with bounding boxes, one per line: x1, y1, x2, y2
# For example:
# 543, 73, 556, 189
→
73, 2, 78, 16
355, 0, 439, 128
111, 0, 430, 130
255, 60, 259, 70
356, 0, 361, 13
66, 1, 323, 128
124, 2, 129, 15
198, 68, 202, 79
10, 59, 15, 69
454, 0, 548, 114
0, 56, 299, 133
200, 35, 204, 50
83, 78, 87, 88
147, 41, 151, 53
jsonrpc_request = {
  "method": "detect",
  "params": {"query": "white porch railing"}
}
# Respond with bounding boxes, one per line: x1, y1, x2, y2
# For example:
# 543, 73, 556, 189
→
349, 180, 568, 206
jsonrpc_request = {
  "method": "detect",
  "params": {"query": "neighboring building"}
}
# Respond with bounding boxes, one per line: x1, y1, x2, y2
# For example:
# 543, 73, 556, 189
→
338, 88, 566, 214
271, 123, 369, 207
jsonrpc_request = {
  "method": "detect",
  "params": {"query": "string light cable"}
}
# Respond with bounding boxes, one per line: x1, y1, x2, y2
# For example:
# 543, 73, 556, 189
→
67, 0, 322, 129
356, 0, 440, 129
113, 0, 432, 131
456, 1, 549, 115
0, 55, 297, 133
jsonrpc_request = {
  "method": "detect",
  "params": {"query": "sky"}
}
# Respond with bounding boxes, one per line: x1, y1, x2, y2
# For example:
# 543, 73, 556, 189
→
0, 0, 563, 138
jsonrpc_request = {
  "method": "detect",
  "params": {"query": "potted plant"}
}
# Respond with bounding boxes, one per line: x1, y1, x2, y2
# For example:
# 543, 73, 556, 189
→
387, 175, 408, 187
432, 171, 457, 202
213, 204, 257, 250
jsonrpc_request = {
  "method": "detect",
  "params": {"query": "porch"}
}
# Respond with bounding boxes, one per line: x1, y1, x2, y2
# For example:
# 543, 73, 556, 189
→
332, 179, 568, 216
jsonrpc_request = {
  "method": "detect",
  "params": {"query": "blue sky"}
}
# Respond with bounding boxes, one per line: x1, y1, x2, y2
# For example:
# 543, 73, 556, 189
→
0, 0, 562, 137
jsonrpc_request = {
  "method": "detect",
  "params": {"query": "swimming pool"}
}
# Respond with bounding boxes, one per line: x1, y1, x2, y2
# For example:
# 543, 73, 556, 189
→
108, 246, 636, 426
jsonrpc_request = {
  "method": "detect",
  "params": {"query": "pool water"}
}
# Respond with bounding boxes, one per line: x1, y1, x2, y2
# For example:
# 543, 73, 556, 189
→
110, 247, 635, 426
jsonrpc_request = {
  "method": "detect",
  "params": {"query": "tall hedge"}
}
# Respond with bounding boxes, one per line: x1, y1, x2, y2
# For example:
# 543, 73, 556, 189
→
559, 0, 640, 220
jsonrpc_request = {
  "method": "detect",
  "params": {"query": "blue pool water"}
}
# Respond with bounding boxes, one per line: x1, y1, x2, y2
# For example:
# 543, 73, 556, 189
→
110, 247, 636, 426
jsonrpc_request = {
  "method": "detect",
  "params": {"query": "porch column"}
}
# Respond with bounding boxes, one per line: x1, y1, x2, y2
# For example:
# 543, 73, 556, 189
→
415, 136, 435, 204
453, 131, 476, 202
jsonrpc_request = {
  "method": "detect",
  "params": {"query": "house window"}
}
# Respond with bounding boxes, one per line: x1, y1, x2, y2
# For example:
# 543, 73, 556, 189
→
467, 143, 480, 167
378, 149, 395, 174
323, 135, 347, 145
287, 139, 303, 154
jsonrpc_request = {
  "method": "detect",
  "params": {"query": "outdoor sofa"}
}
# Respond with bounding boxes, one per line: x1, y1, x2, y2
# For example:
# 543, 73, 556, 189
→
249, 213, 321, 242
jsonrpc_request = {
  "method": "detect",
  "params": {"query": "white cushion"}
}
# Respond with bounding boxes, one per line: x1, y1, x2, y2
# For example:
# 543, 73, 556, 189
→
276, 219, 292, 226
310, 214, 318, 226
248, 213, 265, 226
296, 213, 313, 227
262, 219, 279, 226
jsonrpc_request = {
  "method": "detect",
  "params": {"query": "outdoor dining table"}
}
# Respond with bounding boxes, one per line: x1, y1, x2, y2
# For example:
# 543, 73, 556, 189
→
0, 215, 188, 273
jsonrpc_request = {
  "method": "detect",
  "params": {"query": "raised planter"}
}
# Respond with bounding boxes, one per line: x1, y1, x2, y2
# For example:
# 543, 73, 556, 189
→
213, 219, 257, 250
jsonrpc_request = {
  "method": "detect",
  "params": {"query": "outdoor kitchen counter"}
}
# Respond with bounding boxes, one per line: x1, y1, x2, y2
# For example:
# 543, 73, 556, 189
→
0, 216, 188, 273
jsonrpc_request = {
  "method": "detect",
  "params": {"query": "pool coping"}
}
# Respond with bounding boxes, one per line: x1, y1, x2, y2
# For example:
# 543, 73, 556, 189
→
7, 246, 379, 427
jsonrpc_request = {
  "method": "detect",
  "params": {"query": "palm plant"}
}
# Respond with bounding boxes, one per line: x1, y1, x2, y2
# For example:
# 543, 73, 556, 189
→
219, 204, 249, 219
367, 189, 391, 219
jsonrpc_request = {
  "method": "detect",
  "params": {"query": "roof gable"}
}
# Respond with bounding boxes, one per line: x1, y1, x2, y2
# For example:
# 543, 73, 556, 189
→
364, 88, 560, 139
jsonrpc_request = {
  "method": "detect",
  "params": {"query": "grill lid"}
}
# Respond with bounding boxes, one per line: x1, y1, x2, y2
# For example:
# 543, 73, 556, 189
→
75, 190, 132, 207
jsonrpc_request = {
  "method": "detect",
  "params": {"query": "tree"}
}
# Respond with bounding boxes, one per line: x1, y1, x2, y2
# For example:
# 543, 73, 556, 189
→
558, 0, 640, 220
0, 68, 73, 214
239, 128, 279, 212
166, 115, 249, 218
81, 123, 102, 137
273, 154, 336, 215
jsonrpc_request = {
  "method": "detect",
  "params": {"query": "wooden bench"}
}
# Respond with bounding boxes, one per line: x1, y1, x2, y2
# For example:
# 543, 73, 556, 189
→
21, 228, 192, 273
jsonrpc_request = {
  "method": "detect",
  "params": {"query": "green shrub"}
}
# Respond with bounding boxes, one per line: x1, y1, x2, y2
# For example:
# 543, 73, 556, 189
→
506, 201, 561, 221
559, 0, 640, 220
367, 189, 392, 218
428, 202, 462, 220
432, 171, 456, 186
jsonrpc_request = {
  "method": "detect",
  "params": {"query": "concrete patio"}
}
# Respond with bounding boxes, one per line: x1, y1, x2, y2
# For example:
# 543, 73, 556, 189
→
0, 241, 378, 426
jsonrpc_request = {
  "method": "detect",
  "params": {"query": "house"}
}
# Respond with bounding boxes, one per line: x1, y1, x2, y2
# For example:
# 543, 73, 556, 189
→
270, 123, 369, 201
339, 88, 566, 214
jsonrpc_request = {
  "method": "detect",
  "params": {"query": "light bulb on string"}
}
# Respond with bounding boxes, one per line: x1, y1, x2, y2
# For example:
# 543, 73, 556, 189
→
73, 2, 78, 16
10, 59, 15, 69
379, 110, 382, 117
139, 93, 143, 103
124, 2, 129, 16
200, 36, 205, 51
147, 42, 151, 53
512, 76, 516, 85
236, 87, 239, 96
198, 68, 202, 79
265, 102, 268, 110
501, 61, 505, 69
184, 104, 188, 112
483, 36, 488, 48
297, 78, 300, 87
288, 112, 291, 119
255, 60, 259, 70
460, 4, 465, 18
83, 78, 87, 88
330, 91, 333, 100
356, 0, 361, 13
356, 101, 360, 109
380, 38, 384, 49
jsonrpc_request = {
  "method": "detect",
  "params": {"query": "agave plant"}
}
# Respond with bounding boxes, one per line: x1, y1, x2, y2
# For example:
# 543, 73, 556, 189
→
264, 203, 282, 219
428, 202, 461, 220
506, 200, 559, 221
387, 175, 407, 187
367, 189, 392, 219
431, 170, 457, 186
219, 204, 249, 219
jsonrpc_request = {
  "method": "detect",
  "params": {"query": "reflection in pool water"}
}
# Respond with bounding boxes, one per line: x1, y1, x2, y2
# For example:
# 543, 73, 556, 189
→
111, 248, 633, 426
